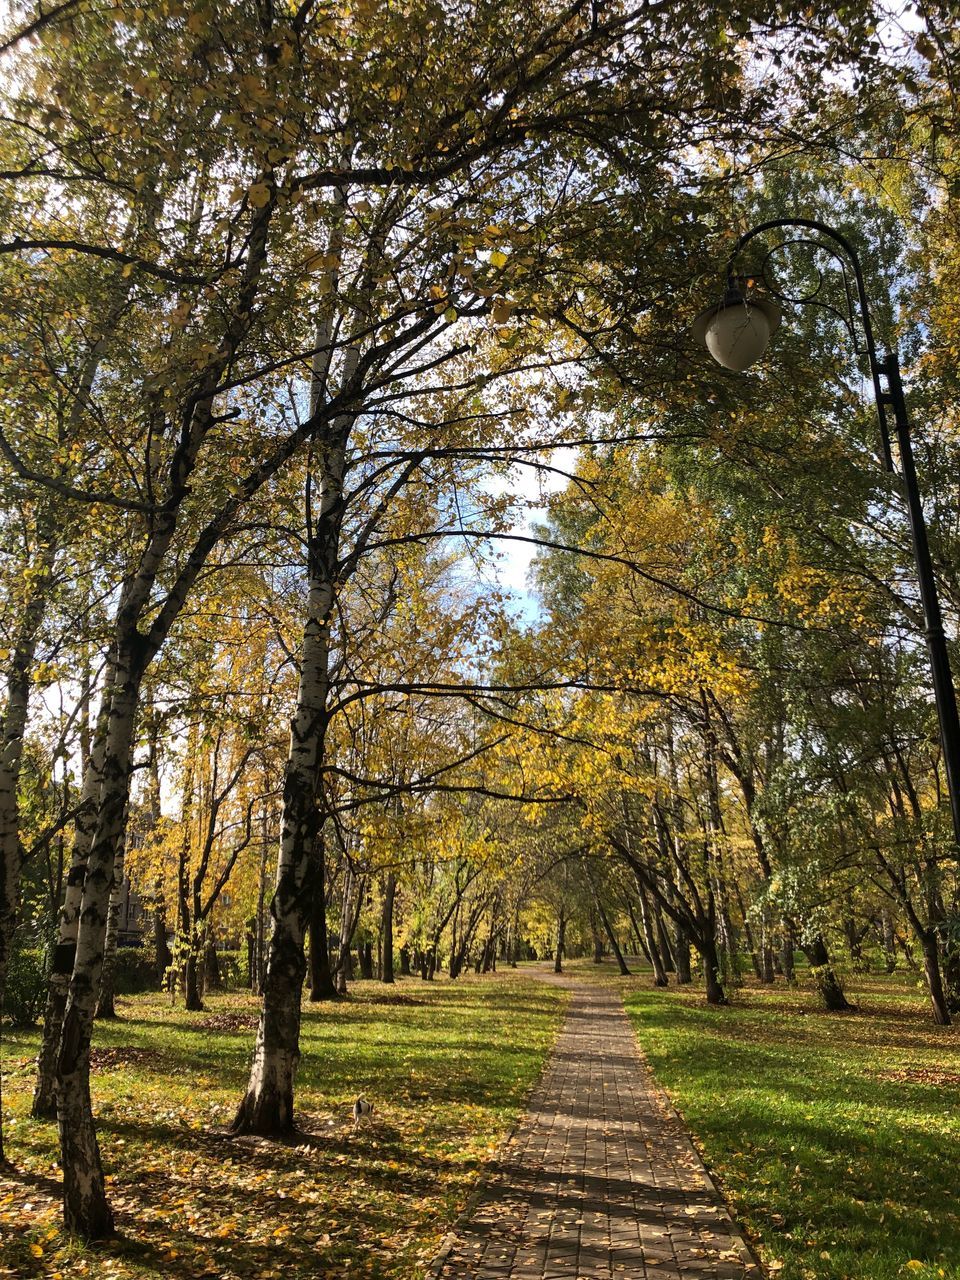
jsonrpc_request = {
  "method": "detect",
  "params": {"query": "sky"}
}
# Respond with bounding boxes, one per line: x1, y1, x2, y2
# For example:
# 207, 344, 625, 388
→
484, 446, 580, 622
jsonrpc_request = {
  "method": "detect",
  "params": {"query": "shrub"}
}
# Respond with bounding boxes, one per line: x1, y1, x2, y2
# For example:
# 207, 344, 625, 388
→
217, 949, 248, 990
4, 939, 47, 1027
113, 945, 158, 994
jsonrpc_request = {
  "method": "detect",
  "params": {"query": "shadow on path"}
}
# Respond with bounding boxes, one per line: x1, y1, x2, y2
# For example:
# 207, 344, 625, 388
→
431, 971, 763, 1280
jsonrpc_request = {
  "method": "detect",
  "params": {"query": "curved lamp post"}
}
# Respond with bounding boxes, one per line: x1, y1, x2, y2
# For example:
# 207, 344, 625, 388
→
693, 216, 960, 849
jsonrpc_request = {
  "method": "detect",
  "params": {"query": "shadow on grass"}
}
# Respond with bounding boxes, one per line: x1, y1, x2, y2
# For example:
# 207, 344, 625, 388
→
3, 975, 568, 1280
625, 979, 960, 1273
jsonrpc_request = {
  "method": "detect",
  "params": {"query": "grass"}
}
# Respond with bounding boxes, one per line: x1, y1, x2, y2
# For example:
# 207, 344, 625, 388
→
623, 968, 960, 1280
0, 971, 567, 1280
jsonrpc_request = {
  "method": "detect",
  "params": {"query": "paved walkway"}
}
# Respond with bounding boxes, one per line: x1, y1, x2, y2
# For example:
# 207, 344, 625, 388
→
432, 975, 761, 1279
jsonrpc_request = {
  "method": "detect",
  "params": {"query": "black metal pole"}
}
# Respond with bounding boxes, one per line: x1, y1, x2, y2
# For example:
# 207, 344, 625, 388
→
880, 351, 960, 848
721, 217, 960, 849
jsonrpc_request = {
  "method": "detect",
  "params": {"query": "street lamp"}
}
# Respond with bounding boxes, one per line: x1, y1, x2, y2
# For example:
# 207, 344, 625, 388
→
691, 278, 782, 372
693, 216, 960, 849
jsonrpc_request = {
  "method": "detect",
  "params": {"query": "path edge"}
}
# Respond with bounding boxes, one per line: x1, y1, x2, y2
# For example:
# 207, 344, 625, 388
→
424, 980, 572, 1279
624, 988, 768, 1278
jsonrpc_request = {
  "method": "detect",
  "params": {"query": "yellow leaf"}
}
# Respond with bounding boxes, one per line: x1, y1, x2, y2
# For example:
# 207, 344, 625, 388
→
29, 1243, 43, 1258
489, 249, 508, 268
248, 182, 271, 208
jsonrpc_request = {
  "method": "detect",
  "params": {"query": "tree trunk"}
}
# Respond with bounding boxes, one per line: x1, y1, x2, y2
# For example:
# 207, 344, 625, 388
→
204, 939, 222, 992
802, 936, 853, 1011
843, 913, 868, 971
700, 934, 728, 1006
553, 911, 565, 974
717, 909, 742, 988
95, 838, 126, 1019
246, 928, 256, 991
54, 190, 279, 1222
399, 945, 410, 977
701, 695, 741, 990
232, 561, 337, 1133
674, 925, 692, 984
380, 873, 396, 983
881, 911, 897, 974
58, 663, 141, 1237
920, 931, 951, 1026
33, 688, 112, 1121
253, 806, 270, 995
153, 903, 172, 985
597, 899, 630, 976
480, 926, 496, 973
780, 927, 796, 983
232, 297, 357, 1132
57, 1048, 113, 1238
334, 866, 362, 994
653, 904, 675, 972
184, 949, 203, 1012
942, 939, 960, 1010
732, 879, 761, 980
231, 924, 306, 1135
308, 838, 337, 1001
625, 899, 649, 960
758, 909, 775, 983
358, 940, 373, 979
637, 884, 668, 986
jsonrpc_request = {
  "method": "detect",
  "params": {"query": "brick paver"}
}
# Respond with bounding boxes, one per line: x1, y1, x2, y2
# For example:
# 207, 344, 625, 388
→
432, 975, 762, 1279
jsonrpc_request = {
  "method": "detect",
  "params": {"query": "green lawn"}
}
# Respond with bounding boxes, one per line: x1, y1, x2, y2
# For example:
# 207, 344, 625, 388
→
0, 972, 567, 1279
624, 971, 960, 1280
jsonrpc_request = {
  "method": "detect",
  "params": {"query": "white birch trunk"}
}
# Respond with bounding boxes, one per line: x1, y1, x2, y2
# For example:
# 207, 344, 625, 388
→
230, 551, 341, 1132
57, 657, 140, 1237
32, 669, 113, 1119
94, 835, 125, 1019
232, 376, 354, 1132
232, 189, 360, 1134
